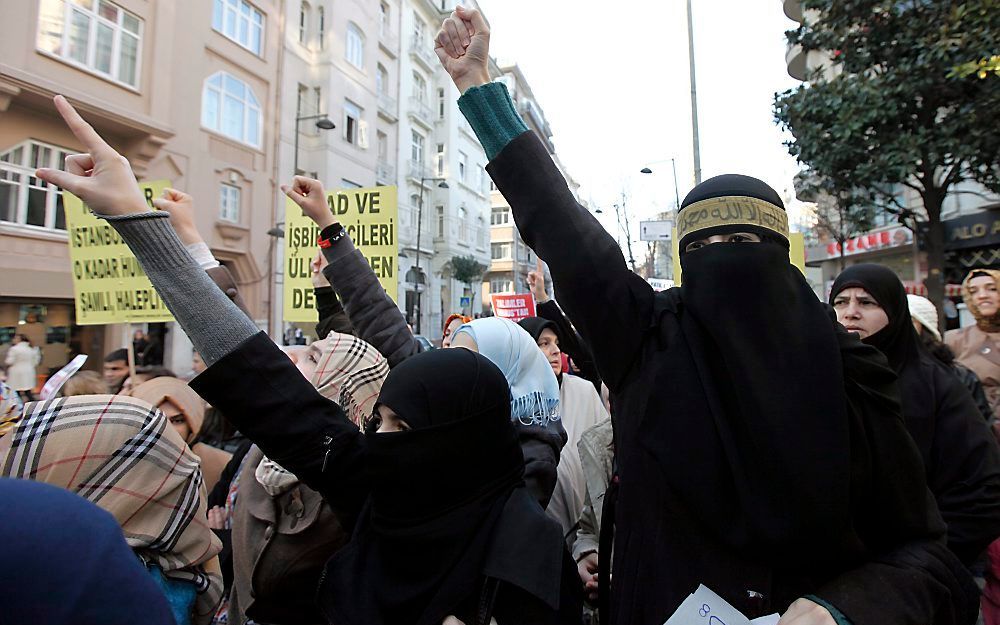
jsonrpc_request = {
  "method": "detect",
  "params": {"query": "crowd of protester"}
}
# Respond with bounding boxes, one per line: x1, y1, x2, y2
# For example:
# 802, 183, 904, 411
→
2, 7, 1000, 625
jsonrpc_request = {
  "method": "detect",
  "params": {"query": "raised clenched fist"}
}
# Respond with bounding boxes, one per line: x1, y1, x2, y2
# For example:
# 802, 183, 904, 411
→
434, 5, 491, 94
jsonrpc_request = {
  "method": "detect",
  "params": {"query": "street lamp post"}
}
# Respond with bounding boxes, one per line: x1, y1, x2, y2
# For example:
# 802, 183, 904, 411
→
640, 158, 682, 210
413, 176, 449, 335
293, 113, 336, 175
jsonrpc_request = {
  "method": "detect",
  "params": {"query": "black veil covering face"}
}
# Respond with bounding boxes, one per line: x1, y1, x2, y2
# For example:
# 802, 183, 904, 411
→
642, 175, 941, 584
319, 348, 565, 625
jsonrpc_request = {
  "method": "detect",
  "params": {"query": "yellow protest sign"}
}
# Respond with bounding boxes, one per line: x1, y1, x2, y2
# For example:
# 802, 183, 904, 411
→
64, 180, 174, 325
671, 230, 806, 285
283, 185, 398, 323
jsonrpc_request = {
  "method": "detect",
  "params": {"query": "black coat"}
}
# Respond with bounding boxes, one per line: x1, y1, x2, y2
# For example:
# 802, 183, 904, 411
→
485, 130, 979, 625
191, 332, 580, 625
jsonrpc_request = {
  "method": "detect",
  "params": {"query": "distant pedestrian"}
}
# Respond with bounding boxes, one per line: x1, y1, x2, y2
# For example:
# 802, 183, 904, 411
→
5, 334, 40, 403
947, 269, 1000, 421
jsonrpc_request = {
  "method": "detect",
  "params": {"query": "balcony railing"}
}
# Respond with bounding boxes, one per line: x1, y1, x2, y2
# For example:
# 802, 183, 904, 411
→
408, 97, 434, 127
376, 160, 395, 184
377, 93, 398, 121
379, 28, 399, 56
408, 160, 433, 182
409, 36, 437, 69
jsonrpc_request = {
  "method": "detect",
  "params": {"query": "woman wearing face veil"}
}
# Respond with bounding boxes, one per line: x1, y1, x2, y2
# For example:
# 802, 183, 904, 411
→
30, 66, 975, 625
426, 8, 981, 624
830, 264, 1000, 566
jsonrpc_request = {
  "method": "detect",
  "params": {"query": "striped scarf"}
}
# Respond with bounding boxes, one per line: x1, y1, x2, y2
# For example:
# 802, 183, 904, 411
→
0, 395, 223, 624
0, 381, 23, 438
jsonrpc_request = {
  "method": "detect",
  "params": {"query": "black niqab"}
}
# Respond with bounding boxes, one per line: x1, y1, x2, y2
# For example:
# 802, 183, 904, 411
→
319, 348, 564, 625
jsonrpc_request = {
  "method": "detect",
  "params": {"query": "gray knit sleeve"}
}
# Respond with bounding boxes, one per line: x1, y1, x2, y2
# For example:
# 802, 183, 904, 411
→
101, 211, 260, 366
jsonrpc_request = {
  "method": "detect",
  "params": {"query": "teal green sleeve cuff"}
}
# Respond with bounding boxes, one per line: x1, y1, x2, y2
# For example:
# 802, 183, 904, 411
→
457, 82, 530, 161
804, 595, 852, 625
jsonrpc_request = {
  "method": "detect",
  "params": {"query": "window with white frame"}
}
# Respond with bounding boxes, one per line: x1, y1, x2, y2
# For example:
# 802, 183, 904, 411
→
490, 207, 509, 226
219, 183, 241, 222
478, 165, 487, 194
379, 2, 389, 36
411, 130, 425, 165
202, 71, 262, 148
317, 6, 325, 49
211, 0, 263, 55
458, 206, 469, 243
377, 131, 388, 160
436, 143, 445, 177
436, 205, 445, 238
412, 72, 427, 103
298, 2, 308, 43
343, 99, 362, 145
37, 0, 143, 88
458, 151, 467, 182
376, 64, 388, 96
490, 278, 513, 294
346, 23, 364, 69
0, 140, 71, 230
438, 88, 445, 119
412, 12, 425, 44
477, 216, 485, 247
491, 242, 511, 260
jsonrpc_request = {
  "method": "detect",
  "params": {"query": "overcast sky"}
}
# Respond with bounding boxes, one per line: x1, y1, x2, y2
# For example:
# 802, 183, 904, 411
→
475, 0, 808, 237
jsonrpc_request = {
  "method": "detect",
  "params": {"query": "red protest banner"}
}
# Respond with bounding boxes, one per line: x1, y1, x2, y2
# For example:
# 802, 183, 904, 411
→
490, 293, 536, 322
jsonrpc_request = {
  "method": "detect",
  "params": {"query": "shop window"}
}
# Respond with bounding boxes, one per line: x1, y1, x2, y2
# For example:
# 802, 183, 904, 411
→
37, 0, 142, 88
0, 140, 71, 230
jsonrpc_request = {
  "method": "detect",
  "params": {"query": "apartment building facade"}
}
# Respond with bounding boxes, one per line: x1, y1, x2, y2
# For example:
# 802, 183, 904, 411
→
0, 0, 283, 377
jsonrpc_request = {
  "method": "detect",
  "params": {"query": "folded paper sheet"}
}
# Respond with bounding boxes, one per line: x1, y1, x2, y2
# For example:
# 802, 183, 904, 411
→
663, 585, 779, 625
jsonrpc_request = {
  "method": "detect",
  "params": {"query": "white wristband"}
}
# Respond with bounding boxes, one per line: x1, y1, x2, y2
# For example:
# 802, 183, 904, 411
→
186, 241, 220, 270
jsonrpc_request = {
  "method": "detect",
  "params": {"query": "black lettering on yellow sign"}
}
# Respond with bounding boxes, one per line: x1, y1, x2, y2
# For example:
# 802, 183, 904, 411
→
289, 223, 320, 249
144, 187, 155, 208
345, 219, 395, 246
79, 291, 115, 314
328, 191, 383, 215
287, 256, 312, 279
368, 255, 394, 278
291, 288, 315, 310
115, 289, 167, 311
71, 224, 124, 247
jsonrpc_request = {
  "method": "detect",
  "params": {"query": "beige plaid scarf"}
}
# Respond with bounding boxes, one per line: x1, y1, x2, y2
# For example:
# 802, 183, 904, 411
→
257, 332, 389, 496
0, 394, 223, 624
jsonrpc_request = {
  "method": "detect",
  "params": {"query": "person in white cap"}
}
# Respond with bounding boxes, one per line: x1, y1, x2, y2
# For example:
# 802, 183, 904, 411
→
908, 294, 993, 423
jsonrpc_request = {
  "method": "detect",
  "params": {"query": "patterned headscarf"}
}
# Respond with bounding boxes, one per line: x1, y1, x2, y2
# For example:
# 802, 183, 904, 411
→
963, 269, 1000, 333
0, 382, 23, 438
0, 395, 223, 624
258, 332, 389, 496
310, 331, 390, 426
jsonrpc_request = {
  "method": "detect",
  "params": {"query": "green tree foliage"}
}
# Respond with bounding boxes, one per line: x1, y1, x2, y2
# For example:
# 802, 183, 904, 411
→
774, 0, 1000, 310
451, 255, 487, 313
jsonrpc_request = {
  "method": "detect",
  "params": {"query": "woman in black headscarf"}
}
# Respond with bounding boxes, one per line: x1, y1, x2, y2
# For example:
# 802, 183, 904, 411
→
320, 347, 582, 625
831, 264, 1000, 566
193, 344, 581, 625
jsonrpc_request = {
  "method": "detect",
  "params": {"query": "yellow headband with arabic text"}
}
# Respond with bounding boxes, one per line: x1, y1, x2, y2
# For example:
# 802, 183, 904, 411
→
677, 196, 789, 243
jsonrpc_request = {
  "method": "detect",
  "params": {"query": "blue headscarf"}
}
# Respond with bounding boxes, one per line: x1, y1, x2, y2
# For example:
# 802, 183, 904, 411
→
454, 317, 561, 427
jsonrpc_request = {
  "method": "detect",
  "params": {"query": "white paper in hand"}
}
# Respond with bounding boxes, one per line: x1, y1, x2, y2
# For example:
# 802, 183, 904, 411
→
749, 615, 780, 625
663, 584, 752, 625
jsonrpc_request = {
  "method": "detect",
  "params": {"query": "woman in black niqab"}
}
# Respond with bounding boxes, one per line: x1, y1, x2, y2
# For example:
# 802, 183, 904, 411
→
830, 264, 1000, 566
319, 347, 581, 625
